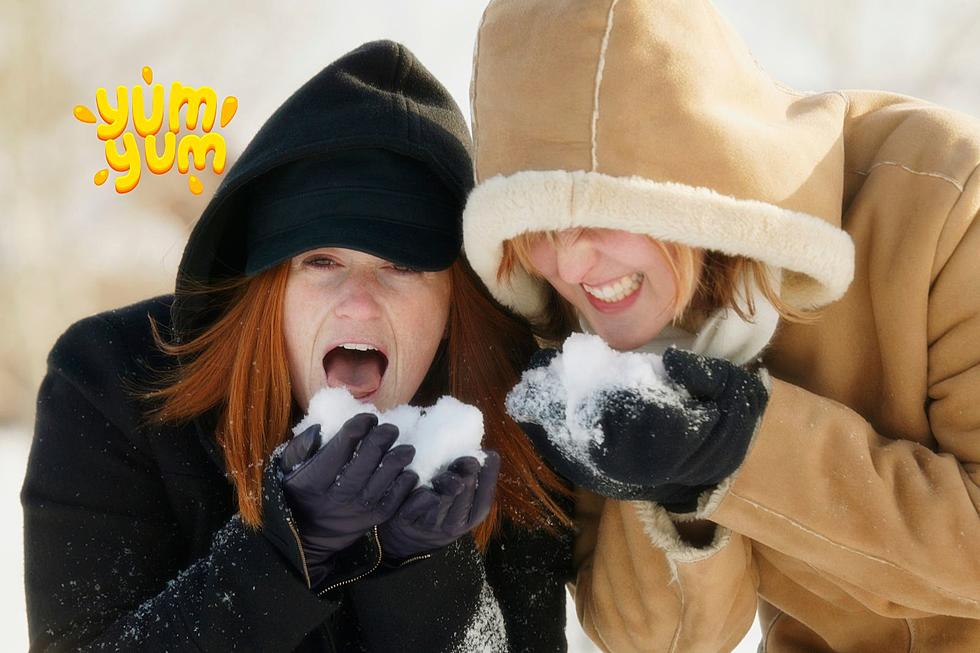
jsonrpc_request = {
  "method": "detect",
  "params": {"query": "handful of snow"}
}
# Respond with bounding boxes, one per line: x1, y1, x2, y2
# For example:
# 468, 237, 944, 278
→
505, 333, 690, 456
291, 387, 486, 488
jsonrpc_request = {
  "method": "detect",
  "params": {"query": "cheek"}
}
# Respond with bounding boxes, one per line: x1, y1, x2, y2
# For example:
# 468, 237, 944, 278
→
527, 241, 559, 281
644, 251, 680, 303
413, 285, 450, 347
644, 255, 677, 296
604, 234, 678, 298
282, 280, 321, 405
394, 278, 451, 372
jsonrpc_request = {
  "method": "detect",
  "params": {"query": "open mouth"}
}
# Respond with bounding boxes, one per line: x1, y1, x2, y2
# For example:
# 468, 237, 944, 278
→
323, 343, 389, 399
582, 272, 644, 303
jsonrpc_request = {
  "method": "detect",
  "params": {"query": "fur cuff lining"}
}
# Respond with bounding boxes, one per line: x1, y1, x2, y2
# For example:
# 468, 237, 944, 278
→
632, 500, 733, 565
463, 170, 854, 320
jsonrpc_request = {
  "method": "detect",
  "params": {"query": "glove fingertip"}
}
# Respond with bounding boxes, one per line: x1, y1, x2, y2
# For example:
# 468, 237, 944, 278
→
342, 412, 380, 439
298, 422, 322, 439
369, 423, 401, 450
279, 423, 322, 472
387, 470, 419, 507
661, 346, 697, 377
663, 347, 730, 399
389, 443, 416, 463
448, 456, 481, 475
480, 450, 501, 476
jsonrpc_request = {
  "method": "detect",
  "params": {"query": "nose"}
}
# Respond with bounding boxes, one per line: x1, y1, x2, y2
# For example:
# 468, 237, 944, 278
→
553, 236, 599, 285
333, 272, 382, 321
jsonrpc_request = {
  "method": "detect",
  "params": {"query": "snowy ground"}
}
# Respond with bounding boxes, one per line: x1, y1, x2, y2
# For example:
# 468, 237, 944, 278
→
3, 428, 759, 651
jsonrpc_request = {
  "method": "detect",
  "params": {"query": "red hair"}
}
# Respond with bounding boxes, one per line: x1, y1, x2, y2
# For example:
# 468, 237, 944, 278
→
139, 257, 571, 549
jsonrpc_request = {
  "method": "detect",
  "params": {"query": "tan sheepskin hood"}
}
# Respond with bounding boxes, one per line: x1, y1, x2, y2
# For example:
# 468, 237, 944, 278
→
463, 0, 856, 321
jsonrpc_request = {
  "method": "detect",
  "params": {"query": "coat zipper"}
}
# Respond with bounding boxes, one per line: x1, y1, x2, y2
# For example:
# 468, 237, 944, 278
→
318, 525, 384, 596
397, 552, 432, 567
284, 513, 313, 589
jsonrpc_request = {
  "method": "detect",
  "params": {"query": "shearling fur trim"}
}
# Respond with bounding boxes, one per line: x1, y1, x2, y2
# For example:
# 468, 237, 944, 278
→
462, 170, 855, 320
631, 500, 733, 566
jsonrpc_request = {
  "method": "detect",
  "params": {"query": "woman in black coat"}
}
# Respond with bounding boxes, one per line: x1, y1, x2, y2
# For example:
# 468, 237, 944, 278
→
22, 40, 573, 652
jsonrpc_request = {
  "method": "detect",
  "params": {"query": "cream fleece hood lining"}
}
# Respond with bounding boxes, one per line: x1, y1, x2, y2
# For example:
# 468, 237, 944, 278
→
462, 169, 855, 322
463, 170, 854, 317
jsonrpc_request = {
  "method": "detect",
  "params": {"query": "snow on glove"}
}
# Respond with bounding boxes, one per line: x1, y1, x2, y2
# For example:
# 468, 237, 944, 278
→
378, 451, 501, 560
279, 414, 418, 587
587, 347, 770, 510
507, 342, 662, 500
508, 337, 769, 511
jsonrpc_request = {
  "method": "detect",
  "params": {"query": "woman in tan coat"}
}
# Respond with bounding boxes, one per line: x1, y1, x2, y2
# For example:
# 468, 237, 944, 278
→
462, 1, 980, 651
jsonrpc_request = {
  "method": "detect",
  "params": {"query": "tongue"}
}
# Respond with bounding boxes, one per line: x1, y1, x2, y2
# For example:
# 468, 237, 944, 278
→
324, 349, 384, 397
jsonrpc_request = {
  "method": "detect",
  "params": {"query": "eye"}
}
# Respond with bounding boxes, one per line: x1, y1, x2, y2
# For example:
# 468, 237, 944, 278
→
304, 256, 339, 269
389, 264, 421, 274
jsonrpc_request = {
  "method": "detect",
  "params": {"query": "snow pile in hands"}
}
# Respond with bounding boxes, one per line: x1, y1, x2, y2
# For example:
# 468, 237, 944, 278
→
291, 387, 486, 488
505, 332, 689, 455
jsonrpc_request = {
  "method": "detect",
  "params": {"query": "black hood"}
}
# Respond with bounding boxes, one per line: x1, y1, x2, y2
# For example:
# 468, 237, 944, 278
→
171, 40, 473, 345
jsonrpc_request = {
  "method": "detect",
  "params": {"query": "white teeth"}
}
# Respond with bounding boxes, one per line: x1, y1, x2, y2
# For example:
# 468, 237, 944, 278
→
582, 273, 643, 303
338, 343, 377, 352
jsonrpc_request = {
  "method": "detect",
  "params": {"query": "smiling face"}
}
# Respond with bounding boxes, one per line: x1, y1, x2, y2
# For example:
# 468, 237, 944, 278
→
283, 247, 452, 412
526, 229, 704, 350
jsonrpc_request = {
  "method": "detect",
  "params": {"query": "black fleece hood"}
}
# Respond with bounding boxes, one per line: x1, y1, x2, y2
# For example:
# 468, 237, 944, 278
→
171, 40, 473, 343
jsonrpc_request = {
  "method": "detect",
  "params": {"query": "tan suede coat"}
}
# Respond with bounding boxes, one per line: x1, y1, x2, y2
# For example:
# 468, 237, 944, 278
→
463, 1, 980, 651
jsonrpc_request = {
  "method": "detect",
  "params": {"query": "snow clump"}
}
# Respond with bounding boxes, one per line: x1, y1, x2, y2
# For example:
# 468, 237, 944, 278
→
505, 332, 690, 457
291, 387, 486, 488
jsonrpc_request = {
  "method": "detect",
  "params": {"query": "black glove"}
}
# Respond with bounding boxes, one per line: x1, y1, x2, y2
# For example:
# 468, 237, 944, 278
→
378, 452, 501, 560
514, 347, 769, 512
279, 414, 418, 588
528, 347, 560, 369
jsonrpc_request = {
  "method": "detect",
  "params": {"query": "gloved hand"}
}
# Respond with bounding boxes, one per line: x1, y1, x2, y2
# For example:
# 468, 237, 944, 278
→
513, 346, 769, 512
279, 414, 418, 587
378, 451, 501, 560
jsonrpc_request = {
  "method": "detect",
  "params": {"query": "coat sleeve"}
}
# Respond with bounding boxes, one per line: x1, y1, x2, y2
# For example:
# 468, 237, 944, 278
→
570, 488, 758, 653
21, 316, 342, 651
482, 518, 574, 652
702, 180, 980, 619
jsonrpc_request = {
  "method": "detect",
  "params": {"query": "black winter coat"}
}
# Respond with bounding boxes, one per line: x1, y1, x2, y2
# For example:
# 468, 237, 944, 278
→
22, 295, 573, 651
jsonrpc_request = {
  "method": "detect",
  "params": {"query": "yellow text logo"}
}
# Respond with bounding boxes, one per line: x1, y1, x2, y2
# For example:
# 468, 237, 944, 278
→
73, 66, 237, 195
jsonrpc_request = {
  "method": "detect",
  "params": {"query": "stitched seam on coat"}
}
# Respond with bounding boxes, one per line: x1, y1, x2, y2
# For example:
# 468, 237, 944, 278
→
590, 0, 619, 171
469, 6, 489, 170
726, 490, 980, 607
847, 161, 964, 192
906, 617, 916, 653
667, 573, 685, 653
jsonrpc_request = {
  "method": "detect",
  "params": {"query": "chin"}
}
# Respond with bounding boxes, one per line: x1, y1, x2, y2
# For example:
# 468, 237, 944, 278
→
370, 385, 413, 411
601, 333, 644, 351
589, 321, 654, 351
605, 318, 675, 351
